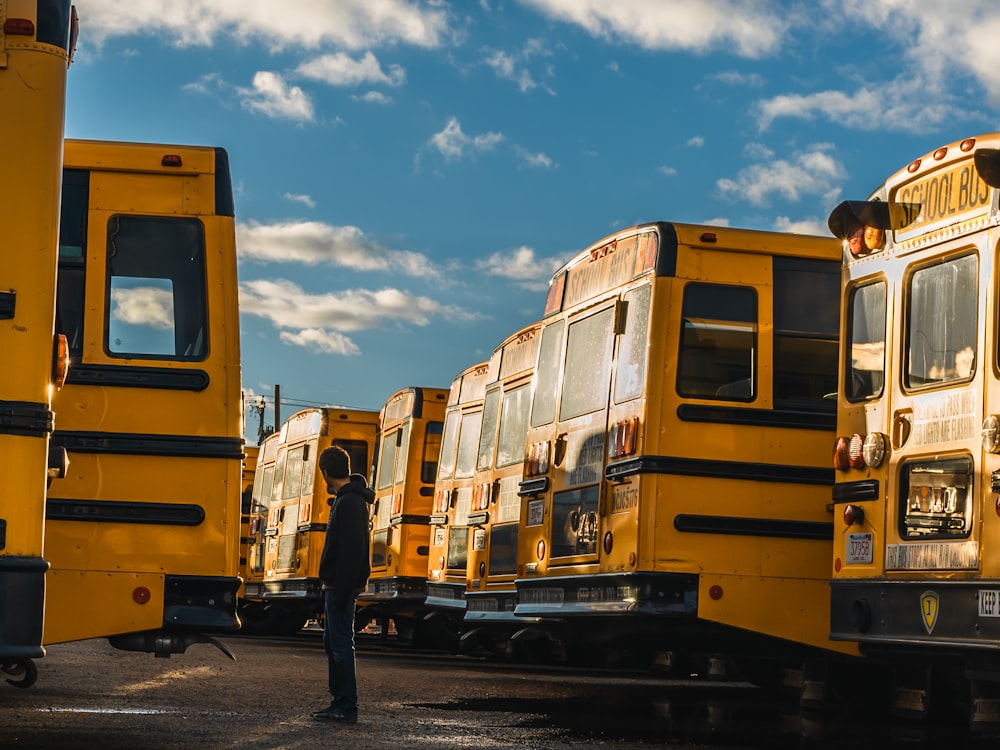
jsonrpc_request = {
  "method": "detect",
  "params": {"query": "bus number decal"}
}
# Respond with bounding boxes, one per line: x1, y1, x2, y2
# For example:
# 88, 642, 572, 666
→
846, 532, 873, 564
611, 485, 638, 514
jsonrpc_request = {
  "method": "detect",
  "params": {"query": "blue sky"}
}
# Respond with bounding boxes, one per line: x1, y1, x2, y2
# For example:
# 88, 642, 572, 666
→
64, 1, 1000, 442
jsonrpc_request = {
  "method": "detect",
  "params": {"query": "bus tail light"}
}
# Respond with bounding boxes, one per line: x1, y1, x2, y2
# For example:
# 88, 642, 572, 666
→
843, 504, 865, 526
434, 489, 449, 513
834, 432, 887, 470
984, 416, 1000, 453
525, 441, 550, 476
609, 417, 639, 458
392, 492, 402, 515
472, 482, 491, 511
862, 432, 886, 467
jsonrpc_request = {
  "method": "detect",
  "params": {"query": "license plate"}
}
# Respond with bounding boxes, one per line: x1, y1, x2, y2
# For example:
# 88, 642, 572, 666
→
980, 590, 1000, 617
527, 499, 544, 527
846, 532, 873, 564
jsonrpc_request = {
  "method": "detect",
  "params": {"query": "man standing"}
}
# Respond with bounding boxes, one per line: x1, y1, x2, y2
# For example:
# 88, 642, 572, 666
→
312, 445, 373, 723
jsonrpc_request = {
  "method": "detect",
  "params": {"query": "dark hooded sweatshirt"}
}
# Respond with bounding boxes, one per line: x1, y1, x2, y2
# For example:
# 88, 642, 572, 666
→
317, 472, 374, 602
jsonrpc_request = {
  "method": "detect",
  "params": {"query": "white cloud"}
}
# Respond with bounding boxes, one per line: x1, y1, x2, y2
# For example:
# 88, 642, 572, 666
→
687, 136, 705, 148
429, 117, 505, 160
477, 246, 566, 292
283, 193, 316, 209
515, 147, 554, 169
110, 286, 173, 329
658, 166, 678, 177
354, 91, 393, 105
702, 217, 731, 227
239, 278, 477, 356
80, 0, 451, 51
239, 71, 314, 121
754, 3, 1000, 132
773, 216, 829, 237
717, 143, 845, 207
517, 0, 788, 57
708, 70, 765, 87
237, 220, 440, 279
296, 51, 405, 87
279, 328, 360, 356
238, 279, 477, 346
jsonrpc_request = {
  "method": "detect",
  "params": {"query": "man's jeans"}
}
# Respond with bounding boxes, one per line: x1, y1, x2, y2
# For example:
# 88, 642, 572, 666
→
323, 591, 358, 712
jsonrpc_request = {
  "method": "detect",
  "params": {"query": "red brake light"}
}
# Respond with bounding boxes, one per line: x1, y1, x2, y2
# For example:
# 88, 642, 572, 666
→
843, 504, 865, 526
162, 154, 183, 167
834, 436, 851, 471
4, 18, 34, 35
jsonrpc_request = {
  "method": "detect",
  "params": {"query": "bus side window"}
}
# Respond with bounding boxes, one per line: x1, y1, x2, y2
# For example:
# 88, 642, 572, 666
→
677, 283, 756, 401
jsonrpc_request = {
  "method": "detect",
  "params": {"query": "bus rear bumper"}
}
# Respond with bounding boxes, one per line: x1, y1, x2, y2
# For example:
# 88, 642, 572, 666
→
0, 556, 47, 660
514, 571, 698, 618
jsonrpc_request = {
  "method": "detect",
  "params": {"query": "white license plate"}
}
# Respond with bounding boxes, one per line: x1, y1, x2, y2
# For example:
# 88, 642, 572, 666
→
846, 532, 873, 564
980, 590, 1000, 617
527, 499, 544, 527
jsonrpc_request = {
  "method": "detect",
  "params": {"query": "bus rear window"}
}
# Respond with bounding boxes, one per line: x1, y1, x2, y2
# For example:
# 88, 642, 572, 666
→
846, 281, 886, 402
105, 215, 208, 361
905, 254, 977, 389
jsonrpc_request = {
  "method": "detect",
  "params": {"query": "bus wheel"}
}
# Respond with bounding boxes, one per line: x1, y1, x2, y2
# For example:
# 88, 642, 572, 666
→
2, 659, 38, 689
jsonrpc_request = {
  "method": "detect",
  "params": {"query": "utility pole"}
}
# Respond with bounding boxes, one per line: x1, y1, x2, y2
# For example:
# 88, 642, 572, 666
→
253, 396, 267, 444
274, 384, 281, 429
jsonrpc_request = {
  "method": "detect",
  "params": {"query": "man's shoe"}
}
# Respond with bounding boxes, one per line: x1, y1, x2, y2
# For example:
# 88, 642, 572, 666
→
312, 706, 357, 723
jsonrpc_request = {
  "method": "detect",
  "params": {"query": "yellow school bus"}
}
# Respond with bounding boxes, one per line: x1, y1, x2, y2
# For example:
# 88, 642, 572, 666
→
358, 387, 447, 643
828, 133, 1000, 720
513, 221, 854, 674
237, 443, 259, 595
240, 406, 378, 635
241, 430, 279, 629
460, 323, 540, 656
423, 362, 490, 646
0, 0, 75, 686
45, 139, 243, 656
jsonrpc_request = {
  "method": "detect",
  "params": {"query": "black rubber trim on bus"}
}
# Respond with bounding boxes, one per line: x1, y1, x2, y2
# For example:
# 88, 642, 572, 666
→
518, 477, 550, 496
213, 148, 236, 217
674, 514, 833, 540
677, 403, 836, 430
832, 480, 880, 503
65, 364, 210, 391
52, 431, 244, 460
390, 514, 432, 526
606, 455, 834, 486
0, 401, 55, 438
45, 498, 205, 526
649, 221, 679, 276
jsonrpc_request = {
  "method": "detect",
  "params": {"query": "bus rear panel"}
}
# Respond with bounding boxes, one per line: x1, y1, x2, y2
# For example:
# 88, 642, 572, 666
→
45, 139, 243, 655
515, 221, 852, 671
360, 387, 447, 642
